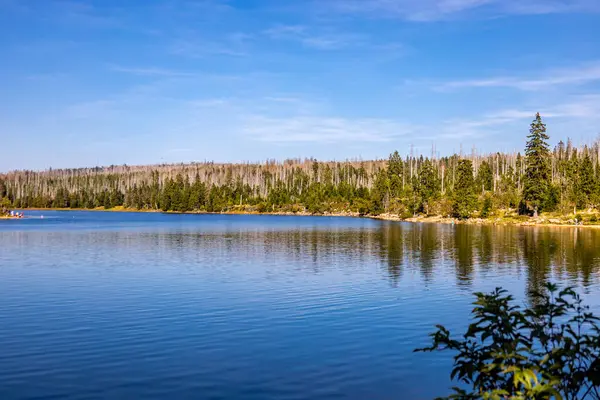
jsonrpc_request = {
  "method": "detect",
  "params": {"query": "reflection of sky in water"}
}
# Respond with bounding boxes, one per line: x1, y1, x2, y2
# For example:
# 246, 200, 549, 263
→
1, 211, 600, 399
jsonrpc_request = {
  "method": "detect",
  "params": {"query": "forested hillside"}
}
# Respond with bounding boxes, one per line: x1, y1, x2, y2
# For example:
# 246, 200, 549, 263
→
1, 114, 599, 218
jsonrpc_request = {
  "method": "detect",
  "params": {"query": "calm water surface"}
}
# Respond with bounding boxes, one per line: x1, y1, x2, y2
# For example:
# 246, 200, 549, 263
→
1, 211, 600, 399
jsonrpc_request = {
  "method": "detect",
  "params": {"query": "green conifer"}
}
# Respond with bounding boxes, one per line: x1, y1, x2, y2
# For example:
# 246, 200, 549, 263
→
452, 160, 477, 219
523, 113, 551, 216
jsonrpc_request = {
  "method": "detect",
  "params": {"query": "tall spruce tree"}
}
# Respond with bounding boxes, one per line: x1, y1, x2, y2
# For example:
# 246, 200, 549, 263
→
523, 113, 551, 216
6, 114, 600, 220
577, 151, 595, 209
371, 168, 389, 215
417, 159, 440, 215
387, 151, 403, 199
452, 160, 477, 219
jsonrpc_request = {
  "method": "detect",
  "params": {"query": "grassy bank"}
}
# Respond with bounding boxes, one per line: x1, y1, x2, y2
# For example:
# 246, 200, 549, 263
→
374, 213, 600, 227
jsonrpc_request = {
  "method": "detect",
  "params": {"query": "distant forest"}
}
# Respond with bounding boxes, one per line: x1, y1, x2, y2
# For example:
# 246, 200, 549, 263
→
1, 114, 599, 218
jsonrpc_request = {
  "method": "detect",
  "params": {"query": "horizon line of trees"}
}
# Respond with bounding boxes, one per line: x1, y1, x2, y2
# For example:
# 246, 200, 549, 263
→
2, 114, 600, 218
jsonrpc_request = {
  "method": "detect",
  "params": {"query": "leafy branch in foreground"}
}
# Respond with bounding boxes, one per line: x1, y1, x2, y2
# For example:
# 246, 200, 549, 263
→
416, 283, 600, 399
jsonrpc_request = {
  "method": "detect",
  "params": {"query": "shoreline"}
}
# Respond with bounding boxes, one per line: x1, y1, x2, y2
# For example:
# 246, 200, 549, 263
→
11, 207, 599, 228
0, 215, 23, 220
371, 214, 599, 228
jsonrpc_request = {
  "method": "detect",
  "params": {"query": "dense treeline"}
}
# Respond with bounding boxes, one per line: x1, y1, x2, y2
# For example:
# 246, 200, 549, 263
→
1, 114, 600, 218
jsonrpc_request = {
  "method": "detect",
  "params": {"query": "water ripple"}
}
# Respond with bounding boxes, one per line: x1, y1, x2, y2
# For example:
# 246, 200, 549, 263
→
1, 212, 600, 399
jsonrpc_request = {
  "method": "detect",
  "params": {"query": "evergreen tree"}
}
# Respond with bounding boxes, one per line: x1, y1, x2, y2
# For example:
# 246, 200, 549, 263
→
170, 174, 185, 211
577, 151, 596, 209
189, 178, 206, 210
497, 166, 518, 209
160, 179, 173, 211
1, 196, 11, 215
476, 161, 493, 193
387, 151, 403, 198
4, 115, 600, 221
522, 113, 551, 216
480, 193, 493, 218
371, 168, 389, 215
109, 189, 124, 208
417, 159, 440, 215
565, 149, 579, 212
452, 160, 477, 219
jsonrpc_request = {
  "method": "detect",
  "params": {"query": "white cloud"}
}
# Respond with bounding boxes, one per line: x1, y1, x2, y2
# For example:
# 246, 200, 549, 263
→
109, 65, 199, 77
438, 62, 600, 91
324, 0, 599, 21
548, 94, 600, 118
428, 95, 600, 143
48, 1, 121, 27
264, 96, 303, 103
426, 109, 532, 141
169, 31, 252, 58
109, 65, 244, 85
242, 115, 415, 143
264, 24, 307, 37
239, 100, 596, 147
189, 98, 231, 108
25, 72, 69, 81
171, 39, 247, 57
60, 88, 600, 149
173, 0, 235, 13
15, 39, 79, 54
263, 24, 365, 50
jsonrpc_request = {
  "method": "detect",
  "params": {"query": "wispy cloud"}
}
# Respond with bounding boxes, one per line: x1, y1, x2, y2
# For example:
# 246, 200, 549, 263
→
15, 39, 79, 54
109, 65, 243, 83
48, 1, 121, 27
549, 94, 600, 118
451, 109, 541, 128
264, 96, 304, 103
25, 72, 69, 81
438, 62, 600, 91
170, 37, 248, 58
188, 98, 231, 108
429, 96, 600, 142
63, 87, 600, 147
323, 0, 600, 21
64, 99, 117, 119
109, 65, 199, 77
263, 24, 365, 50
328, 0, 492, 21
168, 30, 253, 58
264, 25, 307, 37
502, 0, 600, 15
417, 109, 532, 142
161, 0, 235, 16
243, 115, 415, 143
242, 107, 551, 145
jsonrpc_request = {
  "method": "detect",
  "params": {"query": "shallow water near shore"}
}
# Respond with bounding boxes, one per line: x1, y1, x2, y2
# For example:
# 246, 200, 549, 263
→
1, 211, 600, 399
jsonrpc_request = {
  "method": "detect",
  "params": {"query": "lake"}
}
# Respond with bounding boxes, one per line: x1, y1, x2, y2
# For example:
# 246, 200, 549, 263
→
1, 211, 600, 399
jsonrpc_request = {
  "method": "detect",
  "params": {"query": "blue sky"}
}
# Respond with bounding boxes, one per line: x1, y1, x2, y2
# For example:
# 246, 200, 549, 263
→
1, 0, 600, 170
